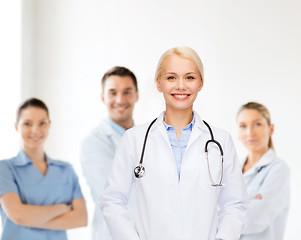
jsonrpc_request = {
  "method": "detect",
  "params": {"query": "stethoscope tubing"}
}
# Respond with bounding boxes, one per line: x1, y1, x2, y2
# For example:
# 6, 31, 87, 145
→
138, 118, 157, 165
135, 118, 224, 187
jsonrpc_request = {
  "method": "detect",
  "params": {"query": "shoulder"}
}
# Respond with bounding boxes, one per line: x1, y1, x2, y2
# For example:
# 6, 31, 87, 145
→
81, 120, 113, 144
47, 157, 74, 170
0, 158, 11, 170
195, 116, 236, 158
47, 158, 80, 185
124, 120, 158, 141
270, 155, 290, 175
84, 120, 111, 137
256, 151, 291, 182
0, 155, 18, 169
208, 124, 230, 138
194, 111, 230, 138
127, 122, 153, 135
117, 121, 157, 149
200, 121, 232, 143
0, 157, 18, 180
255, 154, 291, 190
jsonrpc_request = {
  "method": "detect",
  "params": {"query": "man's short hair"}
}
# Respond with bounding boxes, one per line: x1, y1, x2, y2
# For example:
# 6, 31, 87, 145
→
101, 66, 138, 92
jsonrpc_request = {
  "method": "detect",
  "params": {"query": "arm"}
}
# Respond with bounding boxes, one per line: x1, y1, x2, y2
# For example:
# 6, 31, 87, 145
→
0, 192, 70, 227
98, 131, 140, 240
0, 161, 70, 227
80, 133, 115, 203
39, 163, 88, 230
216, 134, 249, 240
39, 198, 87, 230
242, 160, 290, 234
35, 164, 88, 230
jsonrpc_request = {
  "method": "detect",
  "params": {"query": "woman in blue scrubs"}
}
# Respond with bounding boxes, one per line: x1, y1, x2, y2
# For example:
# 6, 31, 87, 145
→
237, 102, 290, 240
0, 98, 87, 240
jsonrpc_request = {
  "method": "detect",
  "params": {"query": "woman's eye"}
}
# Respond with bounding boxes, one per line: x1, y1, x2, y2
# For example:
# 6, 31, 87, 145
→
254, 122, 262, 127
109, 92, 116, 96
239, 125, 246, 129
167, 76, 175, 80
24, 122, 31, 126
40, 121, 47, 126
187, 76, 195, 80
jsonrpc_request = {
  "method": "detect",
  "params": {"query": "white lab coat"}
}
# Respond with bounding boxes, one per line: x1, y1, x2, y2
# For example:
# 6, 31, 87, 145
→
99, 112, 248, 240
80, 119, 121, 240
240, 149, 290, 240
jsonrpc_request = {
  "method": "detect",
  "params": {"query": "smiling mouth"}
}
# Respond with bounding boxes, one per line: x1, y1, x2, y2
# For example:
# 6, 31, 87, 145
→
171, 94, 190, 100
114, 105, 128, 112
29, 137, 43, 142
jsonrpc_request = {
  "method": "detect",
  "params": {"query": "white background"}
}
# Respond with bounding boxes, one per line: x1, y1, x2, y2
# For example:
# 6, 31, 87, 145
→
1, 0, 300, 238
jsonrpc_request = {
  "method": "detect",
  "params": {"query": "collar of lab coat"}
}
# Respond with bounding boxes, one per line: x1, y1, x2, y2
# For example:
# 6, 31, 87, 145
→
97, 119, 126, 147
242, 149, 276, 176
151, 111, 209, 148
100, 118, 133, 137
105, 118, 126, 136
99, 119, 117, 137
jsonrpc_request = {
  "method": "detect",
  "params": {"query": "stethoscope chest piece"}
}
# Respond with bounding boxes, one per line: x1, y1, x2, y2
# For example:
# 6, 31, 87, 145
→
134, 165, 145, 178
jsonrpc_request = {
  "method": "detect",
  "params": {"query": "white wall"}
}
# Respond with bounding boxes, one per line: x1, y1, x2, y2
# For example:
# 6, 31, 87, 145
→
0, 1, 21, 237
0, 1, 21, 158
2, 0, 300, 238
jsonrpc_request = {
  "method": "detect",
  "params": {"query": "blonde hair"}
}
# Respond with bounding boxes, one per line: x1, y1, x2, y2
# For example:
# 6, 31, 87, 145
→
155, 46, 204, 81
237, 102, 274, 150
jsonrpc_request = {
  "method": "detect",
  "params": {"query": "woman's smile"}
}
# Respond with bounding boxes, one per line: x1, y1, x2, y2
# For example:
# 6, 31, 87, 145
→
171, 93, 191, 100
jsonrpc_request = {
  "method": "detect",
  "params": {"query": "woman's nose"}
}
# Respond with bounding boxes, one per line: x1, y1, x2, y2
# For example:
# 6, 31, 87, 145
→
246, 126, 254, 136
31, 124, 38, 133
176, 78, 186, 90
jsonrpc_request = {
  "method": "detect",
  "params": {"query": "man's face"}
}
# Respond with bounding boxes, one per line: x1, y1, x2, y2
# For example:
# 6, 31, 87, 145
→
102, 75, 138, 128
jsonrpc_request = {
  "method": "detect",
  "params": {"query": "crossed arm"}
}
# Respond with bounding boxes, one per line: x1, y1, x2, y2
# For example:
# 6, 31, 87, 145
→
0, 192, 87, 230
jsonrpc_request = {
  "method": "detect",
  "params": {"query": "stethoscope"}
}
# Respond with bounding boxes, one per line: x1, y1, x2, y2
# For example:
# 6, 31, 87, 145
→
134, 118, 224, 187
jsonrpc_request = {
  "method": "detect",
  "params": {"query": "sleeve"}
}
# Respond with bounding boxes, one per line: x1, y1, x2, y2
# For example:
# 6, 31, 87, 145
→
80, 132, 115, 203
69, 164, 84, 200
216, 134, 249, 240
0, 160, 19, 197
98, 131, 140, 240
242, 160, 290, 234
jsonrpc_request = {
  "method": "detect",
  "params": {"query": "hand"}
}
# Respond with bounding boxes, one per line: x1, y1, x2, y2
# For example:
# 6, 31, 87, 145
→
59, 204, 72, 214
254, 194, 262, 199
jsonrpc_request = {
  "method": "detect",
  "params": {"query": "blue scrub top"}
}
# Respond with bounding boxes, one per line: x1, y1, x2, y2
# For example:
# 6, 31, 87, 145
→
0, 150, 84, 240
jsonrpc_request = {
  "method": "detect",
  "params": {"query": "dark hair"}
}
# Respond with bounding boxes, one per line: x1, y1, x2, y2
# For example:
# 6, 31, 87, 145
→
16, 98, 49, 123
101, 66, 138, 92
237, 102, 274, 150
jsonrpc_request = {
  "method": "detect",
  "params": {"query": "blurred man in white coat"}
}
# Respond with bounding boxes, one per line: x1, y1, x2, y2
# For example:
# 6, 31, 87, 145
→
80, 66, 139, 239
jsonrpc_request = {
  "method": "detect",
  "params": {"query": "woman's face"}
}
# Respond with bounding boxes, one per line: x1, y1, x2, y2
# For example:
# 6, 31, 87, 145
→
15, 106, 50, 151
156, 55, 203, 113
237, 109, 274, 154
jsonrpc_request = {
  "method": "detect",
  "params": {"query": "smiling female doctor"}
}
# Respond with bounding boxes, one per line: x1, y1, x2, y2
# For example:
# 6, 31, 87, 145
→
99, 47, 249, 240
